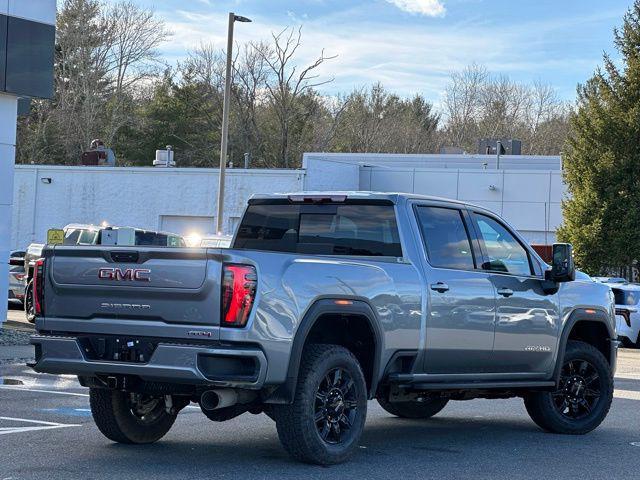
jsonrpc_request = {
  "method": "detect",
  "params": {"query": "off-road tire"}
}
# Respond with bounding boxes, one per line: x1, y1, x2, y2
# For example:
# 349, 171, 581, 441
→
272, 344, 367, 465
377, 394, 448, 419
524, 340, 613, 435
90, 388, 177, 444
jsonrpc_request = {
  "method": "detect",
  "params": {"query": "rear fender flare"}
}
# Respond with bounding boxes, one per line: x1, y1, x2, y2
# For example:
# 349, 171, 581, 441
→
265, 297, 383, 404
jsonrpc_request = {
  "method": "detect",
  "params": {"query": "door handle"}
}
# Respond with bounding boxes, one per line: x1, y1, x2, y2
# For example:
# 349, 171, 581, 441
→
497, 288, 514, 297
430, 282, 450, 293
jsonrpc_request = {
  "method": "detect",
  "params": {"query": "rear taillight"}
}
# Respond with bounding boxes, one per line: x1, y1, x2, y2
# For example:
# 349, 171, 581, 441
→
33, 258, 45, 316
221, 264, 257, 327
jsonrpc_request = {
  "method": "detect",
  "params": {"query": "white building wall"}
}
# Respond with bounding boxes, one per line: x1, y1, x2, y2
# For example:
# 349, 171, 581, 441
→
302, 155, 359, 191
365, 167, 565, 244
11, 166, 304, 249
10, 153, 567, 251
303, 153, 566, 245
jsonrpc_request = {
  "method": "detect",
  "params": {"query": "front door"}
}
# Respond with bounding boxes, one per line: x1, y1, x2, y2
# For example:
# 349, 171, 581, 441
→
413, 204, 497, 374
471, 212, 560, 374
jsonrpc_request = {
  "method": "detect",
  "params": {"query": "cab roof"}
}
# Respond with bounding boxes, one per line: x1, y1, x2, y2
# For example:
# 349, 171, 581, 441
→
249, 191, 470, 206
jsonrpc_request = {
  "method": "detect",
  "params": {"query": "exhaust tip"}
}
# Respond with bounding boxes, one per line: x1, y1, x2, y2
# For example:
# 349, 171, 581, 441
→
200, 390, 220, 411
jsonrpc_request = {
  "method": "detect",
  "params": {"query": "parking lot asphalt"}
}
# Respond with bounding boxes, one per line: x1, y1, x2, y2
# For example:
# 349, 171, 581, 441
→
2, 350, 640, 480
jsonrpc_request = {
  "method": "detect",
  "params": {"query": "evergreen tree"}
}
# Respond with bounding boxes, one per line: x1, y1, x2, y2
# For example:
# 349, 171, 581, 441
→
558, 1, 640, 276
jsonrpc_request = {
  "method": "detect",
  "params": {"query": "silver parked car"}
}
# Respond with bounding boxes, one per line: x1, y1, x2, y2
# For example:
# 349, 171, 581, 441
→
8, 250, 26, 306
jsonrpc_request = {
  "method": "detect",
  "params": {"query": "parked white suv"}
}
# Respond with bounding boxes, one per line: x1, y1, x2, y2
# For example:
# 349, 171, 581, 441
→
600, 281, 640, 347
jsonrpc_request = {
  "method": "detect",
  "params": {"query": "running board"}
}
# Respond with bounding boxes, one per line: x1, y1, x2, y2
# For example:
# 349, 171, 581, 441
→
388, 373, 555, 391
404, 381, 555, 390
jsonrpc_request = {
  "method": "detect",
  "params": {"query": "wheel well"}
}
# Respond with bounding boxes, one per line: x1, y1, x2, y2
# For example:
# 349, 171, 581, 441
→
304, 313, 377, 393
567, 320, 611, 364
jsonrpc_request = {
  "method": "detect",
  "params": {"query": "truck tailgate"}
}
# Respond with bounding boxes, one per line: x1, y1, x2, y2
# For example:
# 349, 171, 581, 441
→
45, 246, 222, 326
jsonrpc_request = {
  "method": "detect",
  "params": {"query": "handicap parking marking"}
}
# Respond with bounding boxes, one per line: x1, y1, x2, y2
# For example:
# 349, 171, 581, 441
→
0, 416, 81, 436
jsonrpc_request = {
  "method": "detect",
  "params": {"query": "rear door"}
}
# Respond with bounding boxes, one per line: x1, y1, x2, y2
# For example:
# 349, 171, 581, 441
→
45, 246, 222, 329
413, 203, 497, 374
469, 211, 559, 374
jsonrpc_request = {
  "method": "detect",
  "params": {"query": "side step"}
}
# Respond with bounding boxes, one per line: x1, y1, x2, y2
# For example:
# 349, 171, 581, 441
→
388, 373, 555, 391
406, 381, 555, 390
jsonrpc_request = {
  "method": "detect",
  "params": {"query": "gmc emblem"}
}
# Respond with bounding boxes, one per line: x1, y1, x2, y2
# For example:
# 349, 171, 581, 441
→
98, 267, 151, 282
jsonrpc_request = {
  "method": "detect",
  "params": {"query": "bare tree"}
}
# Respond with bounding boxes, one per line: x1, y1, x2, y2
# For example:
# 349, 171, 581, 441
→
256, 27, 336, 167
231, 42, 271, 166
442, 63, 487, 150
102, 1, 170, 144
440, 64, 569, 155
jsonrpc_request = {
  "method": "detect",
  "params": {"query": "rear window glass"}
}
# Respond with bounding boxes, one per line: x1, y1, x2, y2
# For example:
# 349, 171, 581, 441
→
612, 288, 639, 306
234, 203, 402, 256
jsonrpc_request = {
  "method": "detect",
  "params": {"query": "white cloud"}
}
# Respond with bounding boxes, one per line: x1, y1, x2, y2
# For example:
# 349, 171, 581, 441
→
154, 3, 623, 102
385, 0, 445, 17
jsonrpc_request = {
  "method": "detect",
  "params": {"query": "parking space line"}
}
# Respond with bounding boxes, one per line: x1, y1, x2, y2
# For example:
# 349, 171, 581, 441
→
0, 417, 81, 436
614, 389, 640, 400
615, 374, 640, 381
0, 385, 88, 397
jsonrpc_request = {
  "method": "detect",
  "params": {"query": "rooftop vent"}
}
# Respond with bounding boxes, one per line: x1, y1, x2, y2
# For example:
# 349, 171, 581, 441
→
153, 146, 175, 167
478, 139, 521, 155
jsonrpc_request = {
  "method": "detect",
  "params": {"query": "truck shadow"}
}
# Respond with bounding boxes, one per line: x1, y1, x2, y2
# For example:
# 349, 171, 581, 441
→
91, 413, 608, 475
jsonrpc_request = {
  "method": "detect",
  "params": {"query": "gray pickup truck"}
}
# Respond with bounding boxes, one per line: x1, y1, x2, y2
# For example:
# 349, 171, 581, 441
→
30, 192, 617, 465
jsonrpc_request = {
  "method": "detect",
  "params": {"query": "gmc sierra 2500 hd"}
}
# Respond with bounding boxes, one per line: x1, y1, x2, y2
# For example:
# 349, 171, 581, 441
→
30, 192, 617, 465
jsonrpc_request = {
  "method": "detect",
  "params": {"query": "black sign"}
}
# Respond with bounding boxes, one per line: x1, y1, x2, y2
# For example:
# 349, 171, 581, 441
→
0, 14, 55, 99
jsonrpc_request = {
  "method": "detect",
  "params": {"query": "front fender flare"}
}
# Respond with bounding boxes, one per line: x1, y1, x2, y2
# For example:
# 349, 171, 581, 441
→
552, 307, 615, 386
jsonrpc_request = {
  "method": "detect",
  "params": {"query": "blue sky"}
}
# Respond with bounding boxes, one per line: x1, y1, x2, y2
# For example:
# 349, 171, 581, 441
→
122, 0, 633, 103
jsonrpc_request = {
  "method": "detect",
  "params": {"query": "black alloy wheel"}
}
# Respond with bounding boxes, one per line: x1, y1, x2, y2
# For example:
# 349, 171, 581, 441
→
314, 367, 359, 445
552, 359, 601, 420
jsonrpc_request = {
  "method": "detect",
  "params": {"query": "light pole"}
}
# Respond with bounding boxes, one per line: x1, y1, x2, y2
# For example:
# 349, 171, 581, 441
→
216, 12, 252, 234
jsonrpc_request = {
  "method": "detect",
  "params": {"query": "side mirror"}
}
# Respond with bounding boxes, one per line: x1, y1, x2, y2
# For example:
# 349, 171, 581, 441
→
547, 243, 575, 283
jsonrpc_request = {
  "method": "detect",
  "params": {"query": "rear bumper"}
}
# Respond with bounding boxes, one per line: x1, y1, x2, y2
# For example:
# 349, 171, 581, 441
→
30, 335, 268, 389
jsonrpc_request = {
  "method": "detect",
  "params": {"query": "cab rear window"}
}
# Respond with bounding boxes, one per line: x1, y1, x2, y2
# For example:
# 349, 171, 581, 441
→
234, 203, 402, 257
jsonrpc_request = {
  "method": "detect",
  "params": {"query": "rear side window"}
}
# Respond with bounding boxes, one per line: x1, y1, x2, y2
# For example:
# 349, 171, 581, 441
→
234, 203, 402, 256
415, 206, 475, 270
